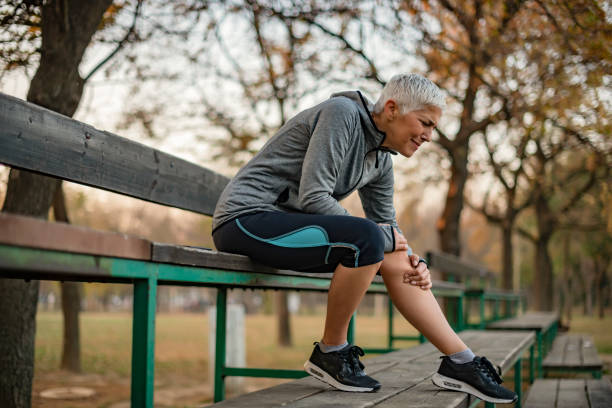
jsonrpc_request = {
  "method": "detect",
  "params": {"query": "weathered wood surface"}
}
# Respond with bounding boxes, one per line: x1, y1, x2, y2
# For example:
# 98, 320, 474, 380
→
0, 212, 151, 260
206, 330, 534, 408
524, 379, 612, 408
587, 378, 612, 408
542, 334, 602, 370
0, 92, 229, 216
426, 250, 493, 280
487, 312, 559, 332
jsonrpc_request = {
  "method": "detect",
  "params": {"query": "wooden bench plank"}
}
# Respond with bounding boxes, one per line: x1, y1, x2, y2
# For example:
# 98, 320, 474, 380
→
525, 379, 612, 408
0, 92, 229, 216
287, 360, 442, 408
0, 244, 132, 283
524, 379, 559, 407
487, 312, 559, 331
557, 379, 589, 408
206, 330, 534, 408
542, 334, 567, 366
0, 212, 151, 260
581, 336, 602, 368
543, 334, 602, 370
564, 335, 583, 368
426, 250, 494, 281
208, 359, 401, 408
587, 378, 612, 408
374, 379, 472, 408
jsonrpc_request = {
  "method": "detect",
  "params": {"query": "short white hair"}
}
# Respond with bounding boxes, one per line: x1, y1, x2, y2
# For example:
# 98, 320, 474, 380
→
373, 74, 446, 114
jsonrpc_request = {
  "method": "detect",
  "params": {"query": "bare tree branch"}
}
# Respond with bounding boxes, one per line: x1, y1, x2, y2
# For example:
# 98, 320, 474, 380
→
84, 0, 143, 81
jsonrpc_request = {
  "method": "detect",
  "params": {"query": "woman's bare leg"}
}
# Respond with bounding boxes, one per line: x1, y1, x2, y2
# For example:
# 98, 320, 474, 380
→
379, 250, 468, 355
321, 261, 382, 346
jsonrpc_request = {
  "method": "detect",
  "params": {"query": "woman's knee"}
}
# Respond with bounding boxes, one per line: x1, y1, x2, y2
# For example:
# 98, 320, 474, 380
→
353, 218, 385, 263
380, 250, 410, 277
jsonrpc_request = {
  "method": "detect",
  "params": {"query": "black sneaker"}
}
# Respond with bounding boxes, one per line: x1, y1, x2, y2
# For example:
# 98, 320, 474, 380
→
303, 342, 381, 392
431, 356, 517, 404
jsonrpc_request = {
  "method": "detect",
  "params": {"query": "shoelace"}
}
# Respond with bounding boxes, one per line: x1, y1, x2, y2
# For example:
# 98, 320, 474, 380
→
340, 345, 366, 374
474, 356, 503, 384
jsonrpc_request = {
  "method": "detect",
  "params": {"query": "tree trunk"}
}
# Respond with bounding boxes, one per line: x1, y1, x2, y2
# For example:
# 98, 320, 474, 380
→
276, 292, 292, 346
533, 236, 554, 311
53, 186, 82, 372
531, 189, 556, 311
0, 1, 113, 406
60, 283, 82, 372
501, 225, 514, 290
437, 145, 468, 258
436, 145, 468, 325
581, 258, 594, 316
0, 171, 61, 407
594, 258, 605, 319
562, 236, 573, 324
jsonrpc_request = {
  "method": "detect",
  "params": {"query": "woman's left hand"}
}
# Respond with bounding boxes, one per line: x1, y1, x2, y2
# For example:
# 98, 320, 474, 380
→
403, 254, 432, 290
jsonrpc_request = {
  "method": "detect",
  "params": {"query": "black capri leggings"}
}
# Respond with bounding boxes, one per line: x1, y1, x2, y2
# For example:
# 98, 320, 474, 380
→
212, 211, 386, 273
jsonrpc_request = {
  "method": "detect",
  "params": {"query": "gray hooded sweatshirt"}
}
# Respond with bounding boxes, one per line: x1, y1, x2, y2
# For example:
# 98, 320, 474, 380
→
212, 90, 410, 254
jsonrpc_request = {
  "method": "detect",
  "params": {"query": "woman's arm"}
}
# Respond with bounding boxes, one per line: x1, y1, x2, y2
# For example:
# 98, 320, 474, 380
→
358, 155, 411, 253
298, 99, 358, 215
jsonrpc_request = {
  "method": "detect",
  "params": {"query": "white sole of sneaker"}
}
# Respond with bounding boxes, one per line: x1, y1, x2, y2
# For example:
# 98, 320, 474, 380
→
303, 360, 376, 392
431, 373, 517, 404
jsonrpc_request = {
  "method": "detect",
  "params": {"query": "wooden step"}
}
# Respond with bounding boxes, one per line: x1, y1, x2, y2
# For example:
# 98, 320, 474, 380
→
524, 378, 612, 408
543, 334, 602, 372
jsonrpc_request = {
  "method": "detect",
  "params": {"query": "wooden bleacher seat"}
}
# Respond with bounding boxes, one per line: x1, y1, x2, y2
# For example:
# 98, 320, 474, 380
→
543, 334, 603, 378
524, 378, 612, 408
206, 330, 535, 408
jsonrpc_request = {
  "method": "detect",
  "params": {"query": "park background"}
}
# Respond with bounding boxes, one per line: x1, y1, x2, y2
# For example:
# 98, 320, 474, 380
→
0, 0, 610, 407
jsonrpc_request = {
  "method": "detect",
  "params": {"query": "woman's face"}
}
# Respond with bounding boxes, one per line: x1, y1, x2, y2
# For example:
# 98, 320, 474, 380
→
381, 103, 442, 158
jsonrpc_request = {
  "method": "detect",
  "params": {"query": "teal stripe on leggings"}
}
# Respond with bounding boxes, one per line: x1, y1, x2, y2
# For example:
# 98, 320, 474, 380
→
235, 219, 360, 267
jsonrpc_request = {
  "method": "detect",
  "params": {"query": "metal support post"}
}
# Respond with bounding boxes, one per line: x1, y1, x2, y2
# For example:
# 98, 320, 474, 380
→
479, 293, 486, 329
536, 331, 543, 378
131, 276, 158, 408
214, 287, 228, 403
457, 294, 465, 331
348, 312, 356, 344
514, 357, 523, 408
529, 344, 535, 384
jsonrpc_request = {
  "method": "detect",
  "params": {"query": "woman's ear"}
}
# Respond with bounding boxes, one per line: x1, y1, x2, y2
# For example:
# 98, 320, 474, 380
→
385, 99, 398, 121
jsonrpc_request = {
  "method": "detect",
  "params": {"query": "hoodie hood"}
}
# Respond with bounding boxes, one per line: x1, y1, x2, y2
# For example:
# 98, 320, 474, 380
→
329, 90, 398, 155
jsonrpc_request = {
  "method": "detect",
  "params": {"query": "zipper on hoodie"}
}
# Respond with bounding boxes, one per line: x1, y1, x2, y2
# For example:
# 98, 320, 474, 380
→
338, 91, 392, 196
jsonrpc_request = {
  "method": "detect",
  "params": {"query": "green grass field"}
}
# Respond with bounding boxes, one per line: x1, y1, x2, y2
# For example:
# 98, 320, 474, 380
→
33, 309, 612, 407
35, 309, 612, 377
35, 311, 421, 379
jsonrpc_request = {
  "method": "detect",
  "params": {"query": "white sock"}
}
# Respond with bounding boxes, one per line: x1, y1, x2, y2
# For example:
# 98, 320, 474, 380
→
449, 348, 476, 364
318, 340, 349, 353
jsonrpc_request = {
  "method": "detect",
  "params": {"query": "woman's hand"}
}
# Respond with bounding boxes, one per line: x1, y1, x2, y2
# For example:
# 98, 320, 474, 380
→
392, 226, 409, 252
403, 254, 432, 290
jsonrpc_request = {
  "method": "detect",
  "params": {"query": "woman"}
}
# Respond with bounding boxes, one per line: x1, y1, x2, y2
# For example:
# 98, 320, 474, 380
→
212, 74, 517, 404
